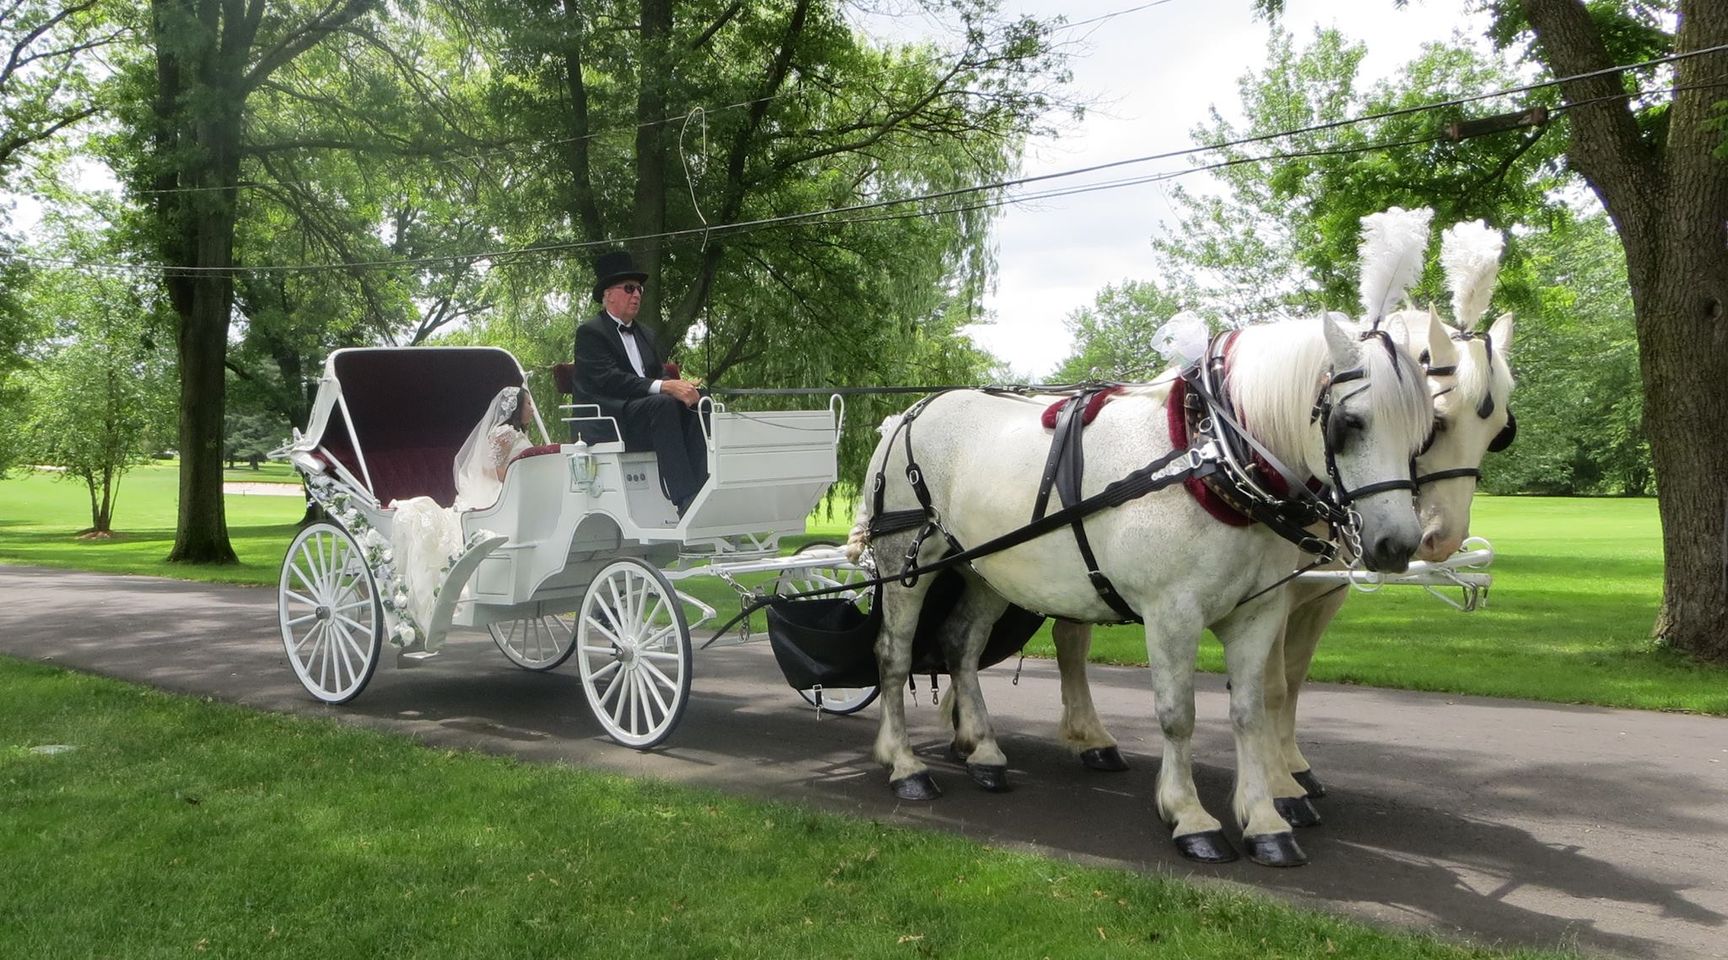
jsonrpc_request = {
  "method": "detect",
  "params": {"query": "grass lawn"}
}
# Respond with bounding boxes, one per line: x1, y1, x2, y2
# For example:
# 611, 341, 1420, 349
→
0, 657, 1566, 960
3, 464, 1723, 713
1022, 496, 1728, 715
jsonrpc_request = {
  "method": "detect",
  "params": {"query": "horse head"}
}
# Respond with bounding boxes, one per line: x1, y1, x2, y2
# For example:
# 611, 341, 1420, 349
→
1316, 314, 1433, 572
1406, 310, 1516, 559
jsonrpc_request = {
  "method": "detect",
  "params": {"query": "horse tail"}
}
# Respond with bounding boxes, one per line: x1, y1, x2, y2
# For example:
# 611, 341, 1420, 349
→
845, 413, 905, 564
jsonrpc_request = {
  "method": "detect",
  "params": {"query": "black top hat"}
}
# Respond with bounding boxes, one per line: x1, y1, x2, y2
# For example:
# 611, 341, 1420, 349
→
591, 249, 649, 302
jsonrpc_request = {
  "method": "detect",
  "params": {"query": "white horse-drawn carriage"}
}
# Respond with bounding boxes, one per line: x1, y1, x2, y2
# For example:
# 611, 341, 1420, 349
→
274, 346, 864, 747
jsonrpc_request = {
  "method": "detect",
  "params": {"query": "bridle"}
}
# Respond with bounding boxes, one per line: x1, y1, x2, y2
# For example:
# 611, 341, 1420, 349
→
1412, 328, 1516, 488
1311, 328, 1421, 506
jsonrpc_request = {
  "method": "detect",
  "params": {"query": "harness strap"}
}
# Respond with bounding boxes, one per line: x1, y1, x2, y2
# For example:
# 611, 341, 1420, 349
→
1033, 389, 1139, 622
704, 443, 1216, 645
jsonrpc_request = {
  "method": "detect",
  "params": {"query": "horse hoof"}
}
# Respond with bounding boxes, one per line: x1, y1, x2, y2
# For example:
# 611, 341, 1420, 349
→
1079, 746, 1129, 772
1173, 830, 1238, 864
1243, 832, 1308, 868
890, 772, 942, 801
967, 763, 1011, 792
1274, 796, 1323, 828
1293, 769, 1327, 799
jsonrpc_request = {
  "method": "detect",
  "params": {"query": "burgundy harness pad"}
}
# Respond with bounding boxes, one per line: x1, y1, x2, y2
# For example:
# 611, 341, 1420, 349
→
1040, 386, 1124, 429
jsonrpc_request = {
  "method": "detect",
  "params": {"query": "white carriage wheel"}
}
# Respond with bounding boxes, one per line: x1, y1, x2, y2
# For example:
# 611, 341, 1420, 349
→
489, 612, 578, 671
575, 558, 693, 749
278, 522, 382, 704
778, 540, 880, 717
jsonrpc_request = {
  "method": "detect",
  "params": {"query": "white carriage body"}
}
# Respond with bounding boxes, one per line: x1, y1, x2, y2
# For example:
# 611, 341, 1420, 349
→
282, 346, 839, 643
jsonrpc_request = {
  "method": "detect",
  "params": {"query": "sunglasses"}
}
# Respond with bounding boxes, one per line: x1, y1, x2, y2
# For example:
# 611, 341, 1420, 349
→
615, 282, 646, 295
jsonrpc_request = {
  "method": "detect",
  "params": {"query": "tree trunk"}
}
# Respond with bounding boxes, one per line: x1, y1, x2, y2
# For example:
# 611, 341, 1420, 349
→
1521, 0, 1728, 662
169, 264, 237, 563
631, 0, 673, 335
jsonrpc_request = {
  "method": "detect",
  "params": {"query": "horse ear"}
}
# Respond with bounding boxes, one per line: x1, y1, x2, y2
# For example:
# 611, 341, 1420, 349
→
1426, 312, 1458, 369
1488, 312, 1515, 354
1321, 313, 1357, 366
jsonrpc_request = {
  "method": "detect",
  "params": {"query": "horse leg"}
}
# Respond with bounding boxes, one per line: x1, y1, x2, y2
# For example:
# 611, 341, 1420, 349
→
1143, 618, 1237, 864
1217, 601, 1308, 867
1261, 618, 1322, 828
1278, 585, 1350, 800
938, 577, 1014, 791
1052, 619, 1127, 772
871, 541, 943, 801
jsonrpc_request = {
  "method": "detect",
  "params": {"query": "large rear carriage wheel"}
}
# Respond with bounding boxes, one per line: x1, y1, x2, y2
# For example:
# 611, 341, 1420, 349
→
575, 558, 692, 748
278, 522, 382, 704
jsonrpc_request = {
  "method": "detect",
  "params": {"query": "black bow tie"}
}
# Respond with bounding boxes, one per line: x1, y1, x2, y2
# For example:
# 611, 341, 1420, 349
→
616, 323, 637, 338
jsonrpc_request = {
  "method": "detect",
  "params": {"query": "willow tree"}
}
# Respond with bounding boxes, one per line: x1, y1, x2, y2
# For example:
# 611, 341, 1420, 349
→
469, 0, 1070, 386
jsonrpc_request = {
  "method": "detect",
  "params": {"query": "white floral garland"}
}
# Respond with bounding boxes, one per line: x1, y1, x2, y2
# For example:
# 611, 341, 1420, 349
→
303, 471, 490, 650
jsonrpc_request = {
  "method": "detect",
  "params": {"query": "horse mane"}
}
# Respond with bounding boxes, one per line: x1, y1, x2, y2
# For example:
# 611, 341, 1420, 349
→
1225, 316, 1431, 472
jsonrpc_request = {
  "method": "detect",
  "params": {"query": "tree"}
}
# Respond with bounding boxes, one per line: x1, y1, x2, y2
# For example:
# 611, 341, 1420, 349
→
20, 257, 175, 536
112, 0, 377, 564
1051, 280, 1185, 382
0, 0, 116, 184
1260, 0, 1728, 661
469, 0, 1069, 377
1484, 212, 1647, 495
1154, 28, 1568, 322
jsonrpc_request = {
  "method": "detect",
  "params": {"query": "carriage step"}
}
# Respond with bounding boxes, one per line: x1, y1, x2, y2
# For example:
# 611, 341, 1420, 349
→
396, 649, 441, 667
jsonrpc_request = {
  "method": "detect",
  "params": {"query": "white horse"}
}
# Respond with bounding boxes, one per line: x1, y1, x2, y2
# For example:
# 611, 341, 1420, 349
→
1049, 220, 1517, 827
1267, 224, 1517, 808
851, 314, 1433, 867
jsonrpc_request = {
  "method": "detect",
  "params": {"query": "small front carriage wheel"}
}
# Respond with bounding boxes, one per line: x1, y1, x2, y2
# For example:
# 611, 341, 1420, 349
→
278, 522, 382, 704
489, 612, 578, 671
575, 558, 693, 749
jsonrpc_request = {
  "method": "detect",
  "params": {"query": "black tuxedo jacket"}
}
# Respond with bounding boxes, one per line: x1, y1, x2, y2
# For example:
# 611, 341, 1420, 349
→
573, 310, 666, 420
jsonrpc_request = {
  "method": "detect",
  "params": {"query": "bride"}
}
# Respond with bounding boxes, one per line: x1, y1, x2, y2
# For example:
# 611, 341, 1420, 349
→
388, 385, 536, 649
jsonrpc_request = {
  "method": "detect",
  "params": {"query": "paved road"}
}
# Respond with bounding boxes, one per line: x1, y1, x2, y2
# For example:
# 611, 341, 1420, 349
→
1, 565, 1724, 959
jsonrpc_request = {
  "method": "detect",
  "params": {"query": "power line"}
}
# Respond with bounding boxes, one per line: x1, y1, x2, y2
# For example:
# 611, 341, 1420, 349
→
10, 45, 1726, 277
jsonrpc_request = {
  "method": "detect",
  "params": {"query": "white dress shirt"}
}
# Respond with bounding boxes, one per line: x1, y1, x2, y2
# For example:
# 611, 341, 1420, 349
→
606, 310, 661, 394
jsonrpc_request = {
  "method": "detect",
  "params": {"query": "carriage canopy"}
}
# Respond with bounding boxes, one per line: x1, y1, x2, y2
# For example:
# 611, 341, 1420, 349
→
299, 347, 533, 508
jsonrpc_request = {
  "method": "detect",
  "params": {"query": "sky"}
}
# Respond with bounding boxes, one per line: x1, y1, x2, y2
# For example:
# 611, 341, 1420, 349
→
856, 0, 1495, 377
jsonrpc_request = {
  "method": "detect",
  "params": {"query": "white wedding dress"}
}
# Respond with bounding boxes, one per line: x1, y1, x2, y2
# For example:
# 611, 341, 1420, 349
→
387, 387, 533, 650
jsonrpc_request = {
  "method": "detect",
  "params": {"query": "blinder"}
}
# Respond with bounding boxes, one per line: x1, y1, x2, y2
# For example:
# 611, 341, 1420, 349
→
1488, 408, 1517, 453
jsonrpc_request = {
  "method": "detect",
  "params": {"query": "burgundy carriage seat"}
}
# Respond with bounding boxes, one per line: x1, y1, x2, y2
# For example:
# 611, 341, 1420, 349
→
325, 348, 535, 509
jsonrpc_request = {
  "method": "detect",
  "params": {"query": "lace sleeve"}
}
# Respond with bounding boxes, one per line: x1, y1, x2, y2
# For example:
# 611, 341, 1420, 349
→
486, 426, 519, 477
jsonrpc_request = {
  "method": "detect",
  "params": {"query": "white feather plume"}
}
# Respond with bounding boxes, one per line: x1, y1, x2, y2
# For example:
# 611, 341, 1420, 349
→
1357, 206, 1434, 323
1151, 311, 1210, 365
1440, 220, 1504, 333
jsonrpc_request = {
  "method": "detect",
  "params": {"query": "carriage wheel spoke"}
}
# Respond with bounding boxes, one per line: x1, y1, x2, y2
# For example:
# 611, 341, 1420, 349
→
598, 665, 627, 710
609, 671, 631, 729
334, 612, 373, 635
638, 648, 682, 663
639, 663, 674, 717
639, 654, 679, 691
586, 659, 621, 684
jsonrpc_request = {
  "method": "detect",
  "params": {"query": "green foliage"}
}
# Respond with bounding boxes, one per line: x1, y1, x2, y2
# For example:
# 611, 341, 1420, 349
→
223, 409, 286, 469
0, 0, 112, 183
1482, 214, 1647, 494
18, 254, 176, 533
1052, 280, 1186, 382
1153, 28, 1566, 323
